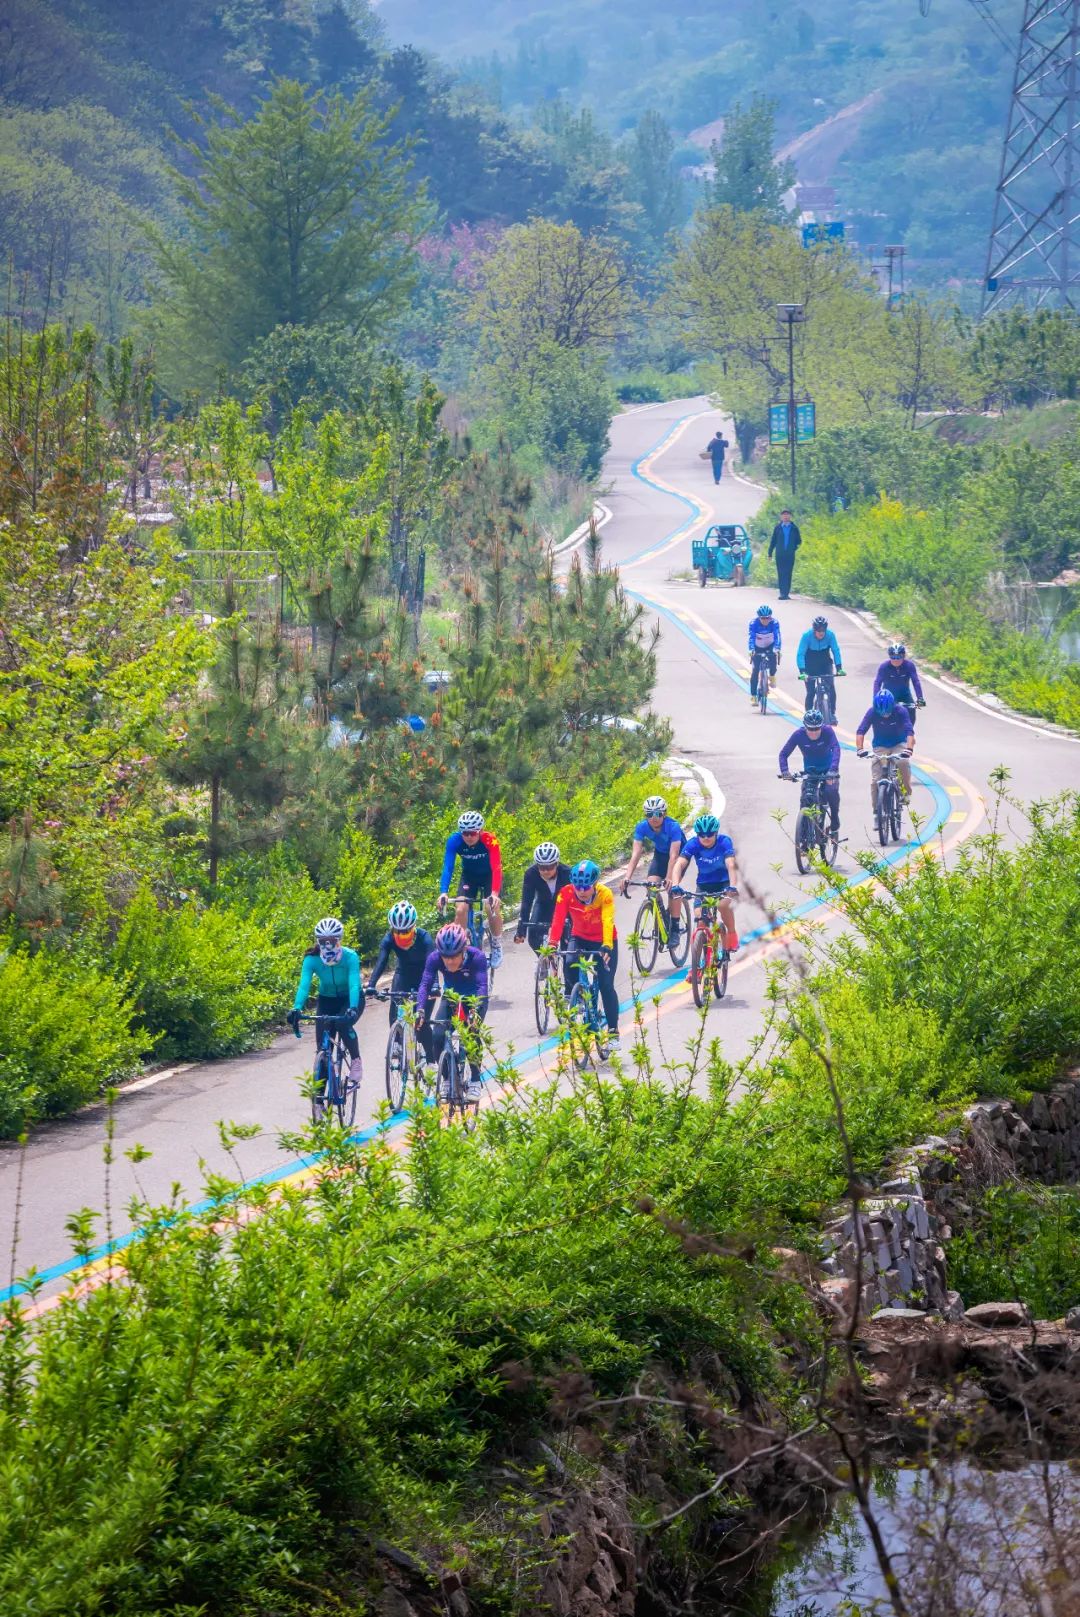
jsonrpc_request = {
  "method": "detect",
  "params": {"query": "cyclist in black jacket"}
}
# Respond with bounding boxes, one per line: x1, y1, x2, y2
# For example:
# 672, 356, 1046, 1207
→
515, 842, 572, 966
366, 900, 436, 1060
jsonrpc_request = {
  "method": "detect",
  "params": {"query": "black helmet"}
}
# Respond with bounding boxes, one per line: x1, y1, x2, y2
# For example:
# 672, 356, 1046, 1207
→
812, 615, 828, 630
803, 708, 825, 728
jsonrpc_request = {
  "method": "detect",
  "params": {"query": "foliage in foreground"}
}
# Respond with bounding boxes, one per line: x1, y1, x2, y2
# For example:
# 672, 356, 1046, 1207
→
949, 1182, 1080, 1320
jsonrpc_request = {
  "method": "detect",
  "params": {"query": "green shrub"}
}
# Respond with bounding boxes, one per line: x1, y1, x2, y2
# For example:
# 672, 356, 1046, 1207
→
111, 885, 281, 1062
949, 1183, 1080, 1318
0, 946, 141, 1134
336, 825, 406, 955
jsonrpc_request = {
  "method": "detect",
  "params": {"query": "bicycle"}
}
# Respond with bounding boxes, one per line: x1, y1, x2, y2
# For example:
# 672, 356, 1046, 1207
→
858, 748, 910, 847
367, 987, 426, 1112
625, 879, 690, 972
292, 1012, 360, 1128
781, 771, 840, 873
800, 670, 844, 726
749, 647, 774, 716
563, 952, 610, 1068
673, 885, 735, 1008
429, 990, 483, 1127
443, 891, 497, 989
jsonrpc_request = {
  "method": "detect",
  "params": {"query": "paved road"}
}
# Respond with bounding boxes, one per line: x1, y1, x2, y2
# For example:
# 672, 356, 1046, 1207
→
5, 399, 1080, 1306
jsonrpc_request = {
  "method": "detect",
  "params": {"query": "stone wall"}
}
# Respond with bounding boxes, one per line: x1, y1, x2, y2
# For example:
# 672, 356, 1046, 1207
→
821, 1070, 1080, 1321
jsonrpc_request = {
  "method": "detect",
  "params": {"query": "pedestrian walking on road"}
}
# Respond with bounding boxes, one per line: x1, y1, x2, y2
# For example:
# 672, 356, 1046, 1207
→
703, 430, 730, 485
768, 508, 801, 600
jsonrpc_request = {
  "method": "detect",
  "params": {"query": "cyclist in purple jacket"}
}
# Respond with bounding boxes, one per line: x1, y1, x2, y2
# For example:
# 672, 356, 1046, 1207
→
874, 643, 925, 722
778, 709, 841, 836
856, 689, 915, 808
416, 923, 489, 1101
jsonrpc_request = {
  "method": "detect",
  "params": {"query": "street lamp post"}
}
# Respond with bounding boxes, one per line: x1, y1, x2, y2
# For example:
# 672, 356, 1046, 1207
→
776, 303, 806, 495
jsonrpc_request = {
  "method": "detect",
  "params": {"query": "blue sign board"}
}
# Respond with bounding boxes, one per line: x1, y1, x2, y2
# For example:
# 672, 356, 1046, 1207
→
795, 401, 816, 443
769, 404, 789, 445
802, 221, 845, 248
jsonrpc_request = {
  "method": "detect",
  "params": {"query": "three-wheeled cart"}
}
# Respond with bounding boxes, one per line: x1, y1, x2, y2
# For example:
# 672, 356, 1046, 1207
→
691, 524, 753, 587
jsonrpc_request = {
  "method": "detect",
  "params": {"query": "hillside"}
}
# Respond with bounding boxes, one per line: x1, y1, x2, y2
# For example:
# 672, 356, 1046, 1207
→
378, 0, 1019, 282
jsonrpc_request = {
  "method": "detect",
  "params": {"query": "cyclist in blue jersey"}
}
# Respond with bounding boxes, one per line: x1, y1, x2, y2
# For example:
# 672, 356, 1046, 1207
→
438, 810, 504, 968
874, 643, 926, 723
286, 916, 365, 1091
366, 900, 436, 1062
856, 689, 915, 809
416, 922, 489, 1102
621, 794, 686, 940
670, 814, 740, 952
748, 605, 782, 705
796, 615, 845, 719
778, 708, 842, 836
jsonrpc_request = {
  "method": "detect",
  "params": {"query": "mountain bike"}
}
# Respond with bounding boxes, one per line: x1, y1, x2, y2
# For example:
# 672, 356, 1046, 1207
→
432, 991, 482, 1128
750, 648, 774, 716
564, 951, 610, 1068
625, 879, 690, 972
858, 749, 910, 846
367, 987, 426, 1112
449, 891, 498, 989
781, 771, 840, 873
292, 1012, 360, 1127
533, 944, 570, 1035
802, 670, 843, 726
673, 885, 735, 1008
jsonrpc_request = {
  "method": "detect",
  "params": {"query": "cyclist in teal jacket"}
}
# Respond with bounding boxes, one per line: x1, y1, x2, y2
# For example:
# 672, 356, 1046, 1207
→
286, 916, 365, 1088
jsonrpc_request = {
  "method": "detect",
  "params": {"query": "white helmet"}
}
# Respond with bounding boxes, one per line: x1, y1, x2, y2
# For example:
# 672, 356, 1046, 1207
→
314, 916, 344, 941
643, 795, 667, 817
458, 810, 484, 832
387, 900, 418, 932
534, 841, 561, 865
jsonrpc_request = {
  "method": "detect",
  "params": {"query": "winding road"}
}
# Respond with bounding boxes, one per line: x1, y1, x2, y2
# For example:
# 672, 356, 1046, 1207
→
5, 399, 1079, 1309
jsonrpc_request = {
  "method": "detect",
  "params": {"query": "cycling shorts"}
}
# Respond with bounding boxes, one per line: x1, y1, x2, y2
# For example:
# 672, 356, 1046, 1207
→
647, 849, 670, 879
456, 879, 493, 901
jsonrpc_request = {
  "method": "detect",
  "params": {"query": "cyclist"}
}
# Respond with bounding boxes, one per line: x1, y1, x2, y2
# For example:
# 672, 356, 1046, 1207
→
548, 859, 620, 1048
796, 615, 845, 720
670, 814, 739, 953
855, 689, 915, 809
748, 604, 782, 706
286, 917, 365, 1095
416, 922, 489, 1103
515, 841, 572, 954
874, 643, 926, 722
621, 794, 686, 944
366, 900, 436, 1063
778, 708, 842, 837
438, 810, 504, 968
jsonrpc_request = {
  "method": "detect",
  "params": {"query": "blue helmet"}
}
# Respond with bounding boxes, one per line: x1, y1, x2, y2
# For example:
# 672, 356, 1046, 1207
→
756, 604, 773, 619
694, 813, 720, 836
571, 859, 600, 890
803, 708, 825, 728
874, 689, 896, 715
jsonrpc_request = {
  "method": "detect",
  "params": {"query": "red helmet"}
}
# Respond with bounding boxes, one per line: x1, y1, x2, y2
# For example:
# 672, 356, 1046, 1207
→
435, 923, 469, 956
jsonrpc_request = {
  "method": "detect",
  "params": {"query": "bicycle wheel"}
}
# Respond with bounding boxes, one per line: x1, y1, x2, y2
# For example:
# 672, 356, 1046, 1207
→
385, 1019, 408, 1111
875, 787, 890, 847
667, 903, 690, 966
794, 811, 814, 875
534, 954, 554, 1035
335, 1046, 359, 1128
698, 566, 708, 588
759, 672, 769, 716
713, 946, 729, 1000
437, 1044, 458, 1118
632, 896, 660, 974
311, 1050, 330, 1124
689, 928, 708, 1008
890, 786, 903, 843
565, 986, 595, 1070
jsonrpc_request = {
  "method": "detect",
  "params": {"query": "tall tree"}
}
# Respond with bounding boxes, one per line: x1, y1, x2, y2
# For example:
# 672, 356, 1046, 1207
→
707, 96, 794, 223
154, 78, 425, 392
623, 111, 684, 259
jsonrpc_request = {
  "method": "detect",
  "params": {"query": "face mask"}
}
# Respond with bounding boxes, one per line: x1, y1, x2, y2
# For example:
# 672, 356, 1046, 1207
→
392, 931, 416, 950
318, 942, 343, 964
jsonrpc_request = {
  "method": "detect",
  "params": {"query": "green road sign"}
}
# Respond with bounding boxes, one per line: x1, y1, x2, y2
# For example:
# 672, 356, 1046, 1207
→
769, 403, 789, 445
795, 401, 816, 443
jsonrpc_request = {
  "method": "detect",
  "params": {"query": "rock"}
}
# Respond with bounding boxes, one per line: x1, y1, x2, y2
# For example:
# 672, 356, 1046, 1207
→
878, 1179, 920, 1197
965, 1300, 1031, 1329
870, 1306, 927, 1320
942, 1290, 965, 1321
1065, 1306, 1080, 1331
1029, 1093, 1051, 1130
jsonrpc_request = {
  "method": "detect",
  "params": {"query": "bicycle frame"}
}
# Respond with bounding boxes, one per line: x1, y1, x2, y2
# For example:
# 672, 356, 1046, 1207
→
750, 648, 773, 710
292, 1012, 357, 1125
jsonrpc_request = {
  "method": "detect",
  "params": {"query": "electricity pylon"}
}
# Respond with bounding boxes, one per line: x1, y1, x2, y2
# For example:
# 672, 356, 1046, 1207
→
982, 0, 1080, 314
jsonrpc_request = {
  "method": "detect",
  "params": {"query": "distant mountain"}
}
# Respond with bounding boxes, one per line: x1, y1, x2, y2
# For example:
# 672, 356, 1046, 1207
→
377, 0, 1020, 280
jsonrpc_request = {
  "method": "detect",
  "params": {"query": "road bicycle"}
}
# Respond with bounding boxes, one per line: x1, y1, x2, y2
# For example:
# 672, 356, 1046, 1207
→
625, 879, 690, 972
292, 1012, 360, 1128
749, 647, 777, 716
800, 670, 844, 726
430, 991, 483, 1127
673, 885, 735, 1008
781, 771, 841, 873
563, 951, 610, 1068
858, 748, 911, 846
367, 987, 426, 1112
445, 891, 498, 989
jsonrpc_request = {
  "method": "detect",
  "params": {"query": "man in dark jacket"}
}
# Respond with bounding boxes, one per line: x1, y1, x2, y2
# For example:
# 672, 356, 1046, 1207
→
704, 430, 730, 484
768, 509, 801, 599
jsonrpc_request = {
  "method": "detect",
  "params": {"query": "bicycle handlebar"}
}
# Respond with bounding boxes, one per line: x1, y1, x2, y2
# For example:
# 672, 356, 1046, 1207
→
290, 1011, 355, 1040
366, 987, 416, 1003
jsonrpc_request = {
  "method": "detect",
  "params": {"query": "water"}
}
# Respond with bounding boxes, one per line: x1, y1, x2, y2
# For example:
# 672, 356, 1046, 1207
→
1035, 584, 1080, 661
764, 1460, 1080, 1616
